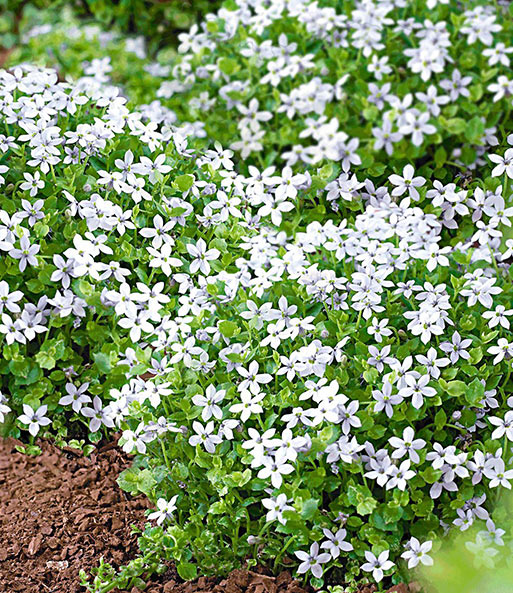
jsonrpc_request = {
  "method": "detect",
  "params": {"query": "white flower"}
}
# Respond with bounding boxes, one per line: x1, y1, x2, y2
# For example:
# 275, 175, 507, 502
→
487, 339, 513, 364
257, 453, 294, 488
192, 385, 225, 421
440, 331, 472, 364
373, 381, 403, 418
121, 429, 146, 454
188, 420, 222, 453
367, 317, 392, 343
361, 550, 395, 582
81, 396, 115, 433
59, 382, 91, 413
295, 542, 331, 578
483, 458, 513, 489
389, 427, 426, 464
20, 171, 45, 197
385, 459, 416, 490
10, 234, 40, 272
186, 238, 220, 275
0, 392, 11, 423
398, 112, 436, 147
483, 305, 513, 329
0, 313, 26, 345
18, 404, 51, 436
389, 164, 426, 200
236, 361, 272, 394
262, 493, 293, 525
0, 280, 23, 313
489, 411, 513, 441
148, 495, 179, 525
147, 243, 182, 276
399, 374, 436, 409
229, 390, 264, 422
489, 148, 513, 178
321, 528, 353, 558
401, 537, 433, 568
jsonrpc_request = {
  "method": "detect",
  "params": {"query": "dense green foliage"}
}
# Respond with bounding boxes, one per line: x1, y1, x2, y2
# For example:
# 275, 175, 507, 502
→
1, 0, 221, 54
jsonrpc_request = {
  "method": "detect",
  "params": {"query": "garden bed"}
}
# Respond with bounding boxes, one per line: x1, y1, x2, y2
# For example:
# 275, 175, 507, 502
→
3, 0, 513, 590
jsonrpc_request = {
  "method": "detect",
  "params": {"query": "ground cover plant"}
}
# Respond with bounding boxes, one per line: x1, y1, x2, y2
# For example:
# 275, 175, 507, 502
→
2, 0, 513, 591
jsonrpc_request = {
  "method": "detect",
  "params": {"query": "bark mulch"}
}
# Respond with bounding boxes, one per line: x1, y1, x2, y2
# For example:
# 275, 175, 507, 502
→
0, 437, 151, 592
0, 437, 413, 593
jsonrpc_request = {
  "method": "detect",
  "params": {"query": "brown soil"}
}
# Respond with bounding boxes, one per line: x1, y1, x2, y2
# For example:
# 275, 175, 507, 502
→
0, 437, 410, 593
144, 569, 311, 593
0, 437, 151, 592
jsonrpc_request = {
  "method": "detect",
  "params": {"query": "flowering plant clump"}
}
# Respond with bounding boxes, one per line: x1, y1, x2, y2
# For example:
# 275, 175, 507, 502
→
80, 132, 513, 590
3, 0, 513, 592
0, 64, 254, 452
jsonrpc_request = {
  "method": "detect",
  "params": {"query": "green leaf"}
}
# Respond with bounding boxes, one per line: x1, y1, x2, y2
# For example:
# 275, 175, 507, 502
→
75, 279, 94, 298
168, 206, 188, 217
412, 496, 434, 517
368, 162, 386, 177
174, 174, 194, 192
465, 116, 484, 143
34, 351, 56, 370
357, 496, 377, 516
177, 562, 198, 580
362, 368, 379, 384
445, 380, 466, 397
9, 358, 30, 377
310, 175, 326, 191
300, 498, 319, 520
382, 504, 403, 524
117, 468, 156, 496
465, 378, 484, 407
444, 118, 466, 135
93, 352, 112, 374
469, 83, 483, 102
469, 347, 483, 365
218, 57, 239, 76
318, 163, 335, 180
434, 147, 447, 169
434, 409, 447, 430
224, 469, 252, 488
218, 320, 238, 338
348, 484, 377, 515
481, 330, 499, 344
362, 105, 379, 121
421, 466, 442, 484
